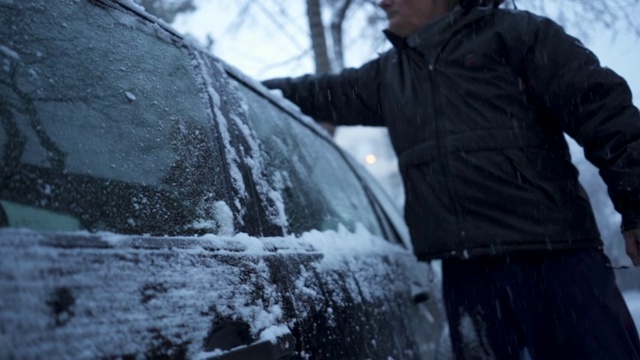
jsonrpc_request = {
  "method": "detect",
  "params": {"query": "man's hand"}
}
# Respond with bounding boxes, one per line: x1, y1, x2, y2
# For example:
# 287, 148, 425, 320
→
624, 228, 640, 266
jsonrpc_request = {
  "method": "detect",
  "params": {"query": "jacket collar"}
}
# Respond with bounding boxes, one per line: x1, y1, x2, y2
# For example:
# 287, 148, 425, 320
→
384, 6, 493, 53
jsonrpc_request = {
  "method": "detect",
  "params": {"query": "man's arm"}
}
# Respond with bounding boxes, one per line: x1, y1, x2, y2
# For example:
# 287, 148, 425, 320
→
262, 59, 384, 127
523, 16, 640, 264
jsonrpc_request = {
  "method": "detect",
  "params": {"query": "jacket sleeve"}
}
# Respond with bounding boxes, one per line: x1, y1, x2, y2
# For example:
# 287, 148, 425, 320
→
524, 16, 640, 232
261, 58, 384, 126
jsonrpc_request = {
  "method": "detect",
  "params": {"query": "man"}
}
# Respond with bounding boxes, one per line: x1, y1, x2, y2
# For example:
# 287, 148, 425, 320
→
263, 0, 640, 358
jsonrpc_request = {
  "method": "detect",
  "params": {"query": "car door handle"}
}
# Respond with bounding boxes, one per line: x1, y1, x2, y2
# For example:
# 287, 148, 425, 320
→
411, 283, 430, 304
413, 290, 430, 304
205, 330, 295, 360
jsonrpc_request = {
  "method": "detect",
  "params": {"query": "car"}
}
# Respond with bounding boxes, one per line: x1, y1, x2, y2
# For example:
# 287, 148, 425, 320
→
0, 0, 448, 358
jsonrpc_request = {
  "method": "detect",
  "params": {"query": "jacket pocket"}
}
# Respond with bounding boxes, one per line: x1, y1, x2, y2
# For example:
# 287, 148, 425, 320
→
503, 148, 578, 207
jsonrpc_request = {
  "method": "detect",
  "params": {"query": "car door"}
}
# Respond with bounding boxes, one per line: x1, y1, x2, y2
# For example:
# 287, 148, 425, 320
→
223, 71, 445, 359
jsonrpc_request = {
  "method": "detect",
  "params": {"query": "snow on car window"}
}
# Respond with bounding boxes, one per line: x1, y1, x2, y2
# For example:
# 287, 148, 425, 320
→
233, 81, 383, 237
0, 0, 231, 235
191, 51, 249, 224
193, 52, 291, 235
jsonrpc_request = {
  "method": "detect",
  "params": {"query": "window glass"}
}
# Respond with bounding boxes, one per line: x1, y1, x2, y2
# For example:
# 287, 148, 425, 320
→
234, 82, 383, 236
0, 0, 230, 235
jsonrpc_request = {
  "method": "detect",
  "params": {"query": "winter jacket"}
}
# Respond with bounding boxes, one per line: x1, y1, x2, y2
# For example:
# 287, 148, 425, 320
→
263, 6, 640, 260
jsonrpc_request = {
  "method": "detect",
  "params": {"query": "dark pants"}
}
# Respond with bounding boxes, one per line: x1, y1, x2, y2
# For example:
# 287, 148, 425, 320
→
442, 249, 640, 360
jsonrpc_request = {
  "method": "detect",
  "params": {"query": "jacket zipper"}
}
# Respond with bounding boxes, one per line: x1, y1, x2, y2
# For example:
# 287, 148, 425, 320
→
426, 50, 467, 247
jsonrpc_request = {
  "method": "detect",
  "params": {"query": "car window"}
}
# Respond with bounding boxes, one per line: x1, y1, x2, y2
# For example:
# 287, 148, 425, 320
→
0, 0, 231, 235
346, 156, 412, 247
232, 81, 383, 237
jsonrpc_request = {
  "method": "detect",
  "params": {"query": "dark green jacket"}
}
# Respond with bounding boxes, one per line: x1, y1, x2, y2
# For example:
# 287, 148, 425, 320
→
263, 7, 640, 260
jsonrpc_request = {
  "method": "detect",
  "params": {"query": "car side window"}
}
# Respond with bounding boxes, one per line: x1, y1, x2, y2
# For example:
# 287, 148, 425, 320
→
233, 81, 383, 237
0, 0, 231, 235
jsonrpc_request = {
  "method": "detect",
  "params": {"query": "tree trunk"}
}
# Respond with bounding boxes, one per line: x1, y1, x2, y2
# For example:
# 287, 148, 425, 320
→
330, 0, 353, 72
306, 0, 336, 135
306, 0, 332, 74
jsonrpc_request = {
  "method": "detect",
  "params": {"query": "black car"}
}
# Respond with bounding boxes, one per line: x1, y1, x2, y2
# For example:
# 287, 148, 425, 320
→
0, 0, 447, 358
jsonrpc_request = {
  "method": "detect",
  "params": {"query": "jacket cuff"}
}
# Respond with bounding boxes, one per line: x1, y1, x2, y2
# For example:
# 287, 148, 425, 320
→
262, 78, 289, 91
621, 208, 640, 232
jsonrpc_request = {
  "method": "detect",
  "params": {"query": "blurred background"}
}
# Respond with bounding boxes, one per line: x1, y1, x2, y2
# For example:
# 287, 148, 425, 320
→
134, 0, 640, 287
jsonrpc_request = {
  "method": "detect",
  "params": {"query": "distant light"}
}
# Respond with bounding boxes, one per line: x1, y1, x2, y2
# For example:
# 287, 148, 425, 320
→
365, 154, 377, 165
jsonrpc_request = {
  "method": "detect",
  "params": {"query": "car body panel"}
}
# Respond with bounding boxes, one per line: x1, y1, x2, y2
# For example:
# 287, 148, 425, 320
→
0, 228, 430, 358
